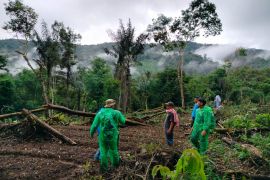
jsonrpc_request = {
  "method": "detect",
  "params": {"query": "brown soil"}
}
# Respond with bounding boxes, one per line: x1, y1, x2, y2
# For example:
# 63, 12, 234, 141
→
0, 117, 269, 179
0, 121, 191, 180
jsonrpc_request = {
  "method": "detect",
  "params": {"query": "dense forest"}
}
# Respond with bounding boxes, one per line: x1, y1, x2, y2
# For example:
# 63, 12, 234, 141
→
1, 58, 270, 114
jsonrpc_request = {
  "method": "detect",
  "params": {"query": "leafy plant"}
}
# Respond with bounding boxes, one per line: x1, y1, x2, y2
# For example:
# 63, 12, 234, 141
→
255, 113, 270, 127
152, 149, 206, 180
223, 115, 259, 129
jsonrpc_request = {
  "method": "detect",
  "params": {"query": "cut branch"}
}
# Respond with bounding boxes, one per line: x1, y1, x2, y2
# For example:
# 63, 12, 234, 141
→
22, 108, 77, 145
222, 137, 264, 160
44, 104, 148, 126
0, 108, 46, 119
44, 104, 96, 117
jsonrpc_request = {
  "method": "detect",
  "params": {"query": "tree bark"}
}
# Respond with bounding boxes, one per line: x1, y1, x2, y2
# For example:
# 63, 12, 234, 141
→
22, 108, 77, 145
66, 66, 71, 108
44, 104, 147, 126
178, 49, 185, 109
123, 60, 131, 113
0, 108, 46, 119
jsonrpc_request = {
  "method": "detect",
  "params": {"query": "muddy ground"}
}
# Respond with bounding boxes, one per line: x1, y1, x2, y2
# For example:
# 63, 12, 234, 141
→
0, 117, 269, 179
0, 120, 191, 179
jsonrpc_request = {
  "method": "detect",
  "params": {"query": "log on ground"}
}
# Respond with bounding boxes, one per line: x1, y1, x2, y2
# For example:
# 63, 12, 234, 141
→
22, 109, 77, 145
44, 104, 148, 126
0, 108, 46, 119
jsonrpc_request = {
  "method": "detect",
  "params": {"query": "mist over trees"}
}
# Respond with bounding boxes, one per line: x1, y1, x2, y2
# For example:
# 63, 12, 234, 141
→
148, 0, 222, 109
0, 0, 270, 114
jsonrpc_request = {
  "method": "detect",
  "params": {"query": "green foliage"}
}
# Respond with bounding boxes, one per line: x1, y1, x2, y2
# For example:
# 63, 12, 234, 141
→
152, 149, 206, 180
148, 0, 222, 49
234, 145, 251, 160
82, 57, 119, 111
3, 0, 38, 38
0, 55, 8, 72
223, 115, 255, 129
147, 68, 181, 107
0, 73, 15, 113
14, 69, 43, 109
255, 113, 270, 127
224, 112, 270, 129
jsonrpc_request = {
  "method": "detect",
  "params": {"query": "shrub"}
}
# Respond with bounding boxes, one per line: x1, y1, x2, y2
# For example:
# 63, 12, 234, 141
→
255, 113, 270, 127
152, 149, 206, 180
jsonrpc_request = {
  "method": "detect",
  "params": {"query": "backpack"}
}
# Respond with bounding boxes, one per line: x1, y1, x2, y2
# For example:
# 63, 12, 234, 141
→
101, 112, 117, 138
204, 106, 216, 132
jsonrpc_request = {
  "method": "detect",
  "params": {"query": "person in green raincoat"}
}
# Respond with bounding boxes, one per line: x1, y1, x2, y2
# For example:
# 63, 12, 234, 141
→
90, 99, 126, 172
191, 98, 215, 155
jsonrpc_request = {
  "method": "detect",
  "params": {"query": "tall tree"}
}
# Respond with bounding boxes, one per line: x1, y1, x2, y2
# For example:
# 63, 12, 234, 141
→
52, 21, 81, 107
33, 21, 61, 103
105, 19, 148, 113
3, 0, 54, 105
3, 0, 80, 108
148, 0, 222, 109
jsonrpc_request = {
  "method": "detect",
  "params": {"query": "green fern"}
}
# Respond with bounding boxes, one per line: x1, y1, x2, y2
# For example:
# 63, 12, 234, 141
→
152, 149, 206, 180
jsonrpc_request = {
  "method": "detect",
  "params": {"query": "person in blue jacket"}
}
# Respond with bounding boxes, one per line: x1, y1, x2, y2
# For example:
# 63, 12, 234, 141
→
191, 96, 199, 127
93, 126, 101, 161
93, 107, 104, 161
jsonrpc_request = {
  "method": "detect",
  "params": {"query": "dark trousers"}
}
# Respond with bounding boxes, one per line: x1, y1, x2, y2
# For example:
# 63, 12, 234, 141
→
191, 117, 195, 127
165, 131, 174, 146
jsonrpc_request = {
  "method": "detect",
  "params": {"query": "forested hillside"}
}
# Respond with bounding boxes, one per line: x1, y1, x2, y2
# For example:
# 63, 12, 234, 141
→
1, 39, 270, 75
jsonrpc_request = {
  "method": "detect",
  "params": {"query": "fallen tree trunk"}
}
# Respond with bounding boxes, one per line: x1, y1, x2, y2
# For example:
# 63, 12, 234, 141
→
44, 104, 95, 117
218, 170, 270, 179
222, 137, 263, 159
22, 109, 77, 145
142, 111, 165, 121
137, 108, 164, 115
44, 104, 147, 126
0, 108, 46, 119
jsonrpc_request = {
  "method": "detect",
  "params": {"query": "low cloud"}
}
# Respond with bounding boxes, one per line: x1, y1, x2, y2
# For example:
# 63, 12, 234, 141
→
194, 44, 238, 64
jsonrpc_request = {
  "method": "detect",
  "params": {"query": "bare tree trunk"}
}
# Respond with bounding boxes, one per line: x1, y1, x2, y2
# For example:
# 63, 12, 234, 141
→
178, 49, 185, 109
118, 66, 123, 110
66, 66, 71, 108
145, 97, 148, 111
126, 61, 131, 113
77, 88, 81, 110
122, 66, 128, 113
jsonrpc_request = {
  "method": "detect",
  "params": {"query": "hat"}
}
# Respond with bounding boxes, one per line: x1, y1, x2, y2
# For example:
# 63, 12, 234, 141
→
198, 98, 206, 105
105, 99, 116, 108
165, 101, 174, 107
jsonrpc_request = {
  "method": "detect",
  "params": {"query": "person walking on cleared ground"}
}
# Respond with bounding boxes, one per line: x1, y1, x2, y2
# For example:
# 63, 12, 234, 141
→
164, 101, 180, 146
90, 99, 126, 172
214, 95, 222, 109
191, 98, 215, 155
191, 96, 199, 127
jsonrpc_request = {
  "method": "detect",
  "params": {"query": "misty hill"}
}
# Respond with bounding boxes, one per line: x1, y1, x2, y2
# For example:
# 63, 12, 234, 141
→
1, 39, 270, 75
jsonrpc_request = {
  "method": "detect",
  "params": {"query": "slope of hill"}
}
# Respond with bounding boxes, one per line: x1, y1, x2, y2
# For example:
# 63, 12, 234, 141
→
0, 39, 270, 75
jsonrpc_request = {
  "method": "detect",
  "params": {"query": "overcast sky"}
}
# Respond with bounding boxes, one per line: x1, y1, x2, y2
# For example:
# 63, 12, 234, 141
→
0, 0, 270, 50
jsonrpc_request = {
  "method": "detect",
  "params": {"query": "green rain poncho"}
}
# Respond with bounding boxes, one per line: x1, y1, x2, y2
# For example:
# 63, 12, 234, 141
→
191, 106, 215, 155
90, 108, 126, 172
